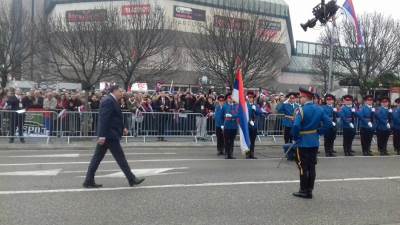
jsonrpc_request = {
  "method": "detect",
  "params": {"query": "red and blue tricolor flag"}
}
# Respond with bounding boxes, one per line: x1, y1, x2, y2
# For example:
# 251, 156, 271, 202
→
232, 68, 250, 153
343, 0, 364, 46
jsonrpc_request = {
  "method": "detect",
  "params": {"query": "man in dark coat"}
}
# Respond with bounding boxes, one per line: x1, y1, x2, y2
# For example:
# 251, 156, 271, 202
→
83, 85, 145, 188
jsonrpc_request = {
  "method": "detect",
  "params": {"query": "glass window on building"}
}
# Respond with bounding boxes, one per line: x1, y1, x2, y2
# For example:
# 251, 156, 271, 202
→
315, 44, 323, 56
309, 43, 316, 55
297, 42, 303, 55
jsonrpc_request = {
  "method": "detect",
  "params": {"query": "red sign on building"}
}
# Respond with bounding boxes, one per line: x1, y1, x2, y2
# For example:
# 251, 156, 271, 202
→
66, 9, 107, 22
122, 4, 151, 16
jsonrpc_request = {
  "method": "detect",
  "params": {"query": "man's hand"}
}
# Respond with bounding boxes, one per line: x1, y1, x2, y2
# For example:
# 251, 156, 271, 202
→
97, 137, 106, 145
123, 128, 129, 136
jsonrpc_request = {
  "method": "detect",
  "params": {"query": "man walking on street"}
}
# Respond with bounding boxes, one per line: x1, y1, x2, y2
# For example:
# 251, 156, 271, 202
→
83, 85, 145, 188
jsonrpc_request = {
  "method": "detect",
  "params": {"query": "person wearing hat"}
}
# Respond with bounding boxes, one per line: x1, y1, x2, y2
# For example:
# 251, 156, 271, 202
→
214, 95, 226, 156
220, 93, 239, 159
277, 92, 299, 144
339, 95, 357, 156
392, 98, 400, 155
321, 94, 337, 157
355, 95, 376, 156
246, 91, 263, 159
291, 87, 332, 199
374, 96, 392, 156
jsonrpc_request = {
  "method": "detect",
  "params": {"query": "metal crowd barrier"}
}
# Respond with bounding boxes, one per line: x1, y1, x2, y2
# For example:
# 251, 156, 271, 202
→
0, 110, 58, 144
132, 112, 203, 142
0, 110, 365, 144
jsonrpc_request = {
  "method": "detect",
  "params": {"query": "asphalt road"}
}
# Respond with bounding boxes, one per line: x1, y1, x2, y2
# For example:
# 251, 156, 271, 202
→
0, 145, 399, 225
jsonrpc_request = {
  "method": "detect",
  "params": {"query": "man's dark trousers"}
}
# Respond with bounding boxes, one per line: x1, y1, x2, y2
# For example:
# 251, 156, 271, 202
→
324, 127, 336, 155
249, 127, 257, 155
360, 128, 374, 154
84, 139, 135, 184
295, 147, 318, 193
216, 127, 224, 154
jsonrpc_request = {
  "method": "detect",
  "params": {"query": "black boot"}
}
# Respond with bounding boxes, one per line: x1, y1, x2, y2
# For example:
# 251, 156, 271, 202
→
292, 190, 312, 199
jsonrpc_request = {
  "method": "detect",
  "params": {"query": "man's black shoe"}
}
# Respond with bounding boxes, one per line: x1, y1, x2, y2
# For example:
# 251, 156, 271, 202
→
332, 150, 337, 153
225, 156, 236, 159
20, 138, 25, 143
350, 150, 356, 153
326, 153, 336, 157
348, 152, 354, 156
129, 177, 145, 187
217, 152, 224, 156
83, 183, 103, 188
292, 192, 312, 199
8, 139, 14, 144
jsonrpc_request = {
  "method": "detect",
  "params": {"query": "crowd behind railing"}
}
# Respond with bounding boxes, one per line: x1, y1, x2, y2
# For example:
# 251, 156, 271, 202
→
0, 86, 371, 143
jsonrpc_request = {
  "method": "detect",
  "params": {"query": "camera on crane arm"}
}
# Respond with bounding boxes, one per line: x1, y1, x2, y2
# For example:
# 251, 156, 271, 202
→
301, 0, 340, 32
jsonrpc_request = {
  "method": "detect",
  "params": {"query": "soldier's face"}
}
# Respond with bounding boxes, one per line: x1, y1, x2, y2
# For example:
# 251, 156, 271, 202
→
299, 96, 306, 105
366, 99, 373, 105
382, 101, 389, 107
326, 99, 334, 105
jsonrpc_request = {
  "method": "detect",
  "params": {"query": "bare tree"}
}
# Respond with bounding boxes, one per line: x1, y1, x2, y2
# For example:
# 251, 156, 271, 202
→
39, 8, 118, 92
186, 2, 283, 89
0, 2, 36, 88
332, 13, 400, 95
110, 1, 177, 90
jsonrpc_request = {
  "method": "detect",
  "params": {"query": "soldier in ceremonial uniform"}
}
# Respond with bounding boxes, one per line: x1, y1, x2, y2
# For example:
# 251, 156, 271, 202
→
220, 93, 239, 159
291, 88, 332, 199
278, 92, 299, 143
321, 94, 337, 157
246, 91, 263, 159
214, 95, 226, 156
392, 98, 400, 155
356, 95, 375, 156
339, 95, 357, 156
375, 97, 392, 156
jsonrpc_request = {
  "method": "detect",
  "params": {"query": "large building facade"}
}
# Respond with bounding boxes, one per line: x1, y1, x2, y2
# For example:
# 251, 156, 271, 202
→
5, 0, 330, 91
43, 0, 295, 89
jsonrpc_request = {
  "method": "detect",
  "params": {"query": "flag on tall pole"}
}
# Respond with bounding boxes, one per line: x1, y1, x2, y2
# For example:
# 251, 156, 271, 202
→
232, 67, 250, 153
343, 0, 364, 46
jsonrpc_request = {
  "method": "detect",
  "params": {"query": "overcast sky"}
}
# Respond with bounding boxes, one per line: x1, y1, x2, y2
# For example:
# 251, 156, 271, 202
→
285, 0, 400, 44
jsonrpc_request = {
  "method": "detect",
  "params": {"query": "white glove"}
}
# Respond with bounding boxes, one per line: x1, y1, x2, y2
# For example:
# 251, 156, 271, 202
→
349, 123, 354, 129
332, 122, 336, 127
249, 121, 255, 126
221, 126, 224, 130
387, 123, 391, 129
333, 108, 337, 112
389, 109, 393, 113
252, 105, 256, 110
201, 105, 204, 110
368, 122, 373, 128
351, 108, 356, 112
371, 108, 376, 112
225, 113, 232, 118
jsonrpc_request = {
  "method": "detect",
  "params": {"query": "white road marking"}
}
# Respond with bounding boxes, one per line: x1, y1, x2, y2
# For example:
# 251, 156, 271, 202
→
0, 158, 265, 166
0, 155, 399, 167
8, 154, 80, 158
0, 176, 399, 195
0, 169, 61, 176
92, 167, 188, 178
5, 153, 177, 158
